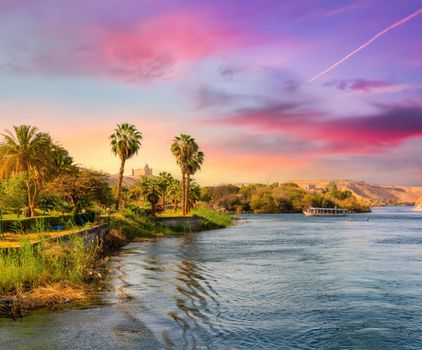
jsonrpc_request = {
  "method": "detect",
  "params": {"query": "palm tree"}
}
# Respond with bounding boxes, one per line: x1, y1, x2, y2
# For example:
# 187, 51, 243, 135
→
171, 134, 204, 215
51, 144, 74, 176
167, 178, 182, 212
186, 151, 204, 212
110, 123, 142, 210
0, 125, 53, 217
157, 171, 173, 210
138, 177, 161, 215
188, 179, 201, 210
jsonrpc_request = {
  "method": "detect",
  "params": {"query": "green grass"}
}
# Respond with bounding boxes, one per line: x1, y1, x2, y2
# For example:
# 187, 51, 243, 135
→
109, 208, 174, 238
0, 236, 96, 295
0, 211, 65, 221
192, 207, 233, 227
157, 209, 191, 217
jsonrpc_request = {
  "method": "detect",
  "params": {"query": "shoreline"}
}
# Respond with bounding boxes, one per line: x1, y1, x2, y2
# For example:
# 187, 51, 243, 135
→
0, 208, 233, 318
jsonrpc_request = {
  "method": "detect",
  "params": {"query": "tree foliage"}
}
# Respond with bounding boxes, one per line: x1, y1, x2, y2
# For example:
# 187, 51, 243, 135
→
110, 123, 142, 210
203, 182, 370, 213
0, 125, 70, 216
45, 168, 113, 212
171, 134, 204, 215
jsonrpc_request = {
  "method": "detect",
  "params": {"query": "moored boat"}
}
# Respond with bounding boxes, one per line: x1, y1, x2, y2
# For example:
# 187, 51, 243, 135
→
303, 207, 348, 217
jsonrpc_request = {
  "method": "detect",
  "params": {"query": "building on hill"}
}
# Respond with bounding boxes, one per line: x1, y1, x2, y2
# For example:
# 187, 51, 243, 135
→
304, 184, 316, 191
132, 164, 153, 178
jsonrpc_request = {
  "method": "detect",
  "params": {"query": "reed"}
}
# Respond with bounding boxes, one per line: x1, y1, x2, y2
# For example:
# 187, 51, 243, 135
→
0, 236, 96, 295
192, 207, 233, 227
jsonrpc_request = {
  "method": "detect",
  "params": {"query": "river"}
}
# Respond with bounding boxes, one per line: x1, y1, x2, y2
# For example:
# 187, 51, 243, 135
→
1, 207, 422, 349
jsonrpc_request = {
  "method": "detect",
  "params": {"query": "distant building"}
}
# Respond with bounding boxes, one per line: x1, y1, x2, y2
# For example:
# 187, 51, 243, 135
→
304, 184, 316, 191
132, 164, 153, 178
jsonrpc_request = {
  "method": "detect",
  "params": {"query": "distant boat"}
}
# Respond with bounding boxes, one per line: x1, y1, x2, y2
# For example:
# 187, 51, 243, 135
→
303, 207, 348, 217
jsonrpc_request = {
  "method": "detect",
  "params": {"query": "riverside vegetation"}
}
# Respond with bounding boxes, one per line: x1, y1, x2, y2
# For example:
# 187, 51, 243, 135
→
201, 182, 370, 214
0, 123, 231, 316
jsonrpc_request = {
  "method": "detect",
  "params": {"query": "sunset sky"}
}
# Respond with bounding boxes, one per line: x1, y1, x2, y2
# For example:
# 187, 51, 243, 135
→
0, 0, 421, 185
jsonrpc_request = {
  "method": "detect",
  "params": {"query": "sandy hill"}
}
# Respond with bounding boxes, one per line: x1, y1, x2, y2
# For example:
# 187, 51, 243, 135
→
293, 180, 422, 205
415, 196, 422, 211
107, 175, 140, 188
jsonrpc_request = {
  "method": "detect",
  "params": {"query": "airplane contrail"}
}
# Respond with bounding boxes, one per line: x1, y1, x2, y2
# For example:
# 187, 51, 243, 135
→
307, 7, 422, 84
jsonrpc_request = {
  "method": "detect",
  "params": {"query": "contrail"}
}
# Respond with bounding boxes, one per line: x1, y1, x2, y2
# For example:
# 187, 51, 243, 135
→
307, 7, 422, 84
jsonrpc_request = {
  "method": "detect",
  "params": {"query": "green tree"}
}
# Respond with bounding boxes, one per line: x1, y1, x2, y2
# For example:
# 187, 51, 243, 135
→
0, 125, 53, 217
110, 123, 142, 210
171, 134, 204, 215
167, 178, 182, 212
45, 168, 113, 212
0, 176, 27, 216
188, 180, 201, 210
50, 144, 74, 176
138, 177, 161, 215
157, 171, 173, 209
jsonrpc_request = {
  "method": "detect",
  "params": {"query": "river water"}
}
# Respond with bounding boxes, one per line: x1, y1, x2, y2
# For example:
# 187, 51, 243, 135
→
1, 207, 422, 349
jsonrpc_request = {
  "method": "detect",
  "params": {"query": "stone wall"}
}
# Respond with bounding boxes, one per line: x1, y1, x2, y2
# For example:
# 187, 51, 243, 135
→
43, 224, 110, 247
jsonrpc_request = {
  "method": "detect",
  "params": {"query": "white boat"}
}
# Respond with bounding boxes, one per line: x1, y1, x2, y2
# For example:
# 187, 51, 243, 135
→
303, 207, 348, 217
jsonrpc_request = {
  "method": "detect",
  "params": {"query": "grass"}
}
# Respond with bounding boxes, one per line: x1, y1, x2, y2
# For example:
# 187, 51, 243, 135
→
0, 236, 96, 295
0, 211, 65, 221
157, 209, 191, 217
109, 208, 174, 238
191, 206, 233, 227
0, 229, 76, 248
0, 221, 95, 249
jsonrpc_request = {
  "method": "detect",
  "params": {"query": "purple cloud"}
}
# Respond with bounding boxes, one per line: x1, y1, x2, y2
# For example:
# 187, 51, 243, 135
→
324, 79, 413, 93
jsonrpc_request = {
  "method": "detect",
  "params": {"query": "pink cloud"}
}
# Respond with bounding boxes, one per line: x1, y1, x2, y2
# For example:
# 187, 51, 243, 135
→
212, 103, 422, 154
1, 8, 267, 83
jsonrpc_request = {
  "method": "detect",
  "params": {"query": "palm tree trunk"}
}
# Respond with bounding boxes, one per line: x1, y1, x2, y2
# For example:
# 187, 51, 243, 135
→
181, 172, 186, 215
115, 156, 126, 210
25, 178, 36, 217
185, 174, 190, 215
25, 179, 31, 216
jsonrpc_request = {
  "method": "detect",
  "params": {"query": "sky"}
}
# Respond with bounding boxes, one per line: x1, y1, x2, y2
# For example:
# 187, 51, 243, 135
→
0, 0, 421, 185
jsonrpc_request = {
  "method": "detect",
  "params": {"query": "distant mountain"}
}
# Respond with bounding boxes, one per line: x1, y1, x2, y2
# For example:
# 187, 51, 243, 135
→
293, 180, 422, 206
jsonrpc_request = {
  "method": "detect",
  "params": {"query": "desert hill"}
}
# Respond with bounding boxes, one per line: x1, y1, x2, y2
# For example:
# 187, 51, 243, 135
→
415, 196, 422, 211
107, 175, 140, 189
293, 180, 422, 206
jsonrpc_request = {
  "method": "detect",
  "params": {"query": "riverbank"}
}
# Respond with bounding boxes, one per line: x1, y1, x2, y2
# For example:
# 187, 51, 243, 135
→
0, 207, 233, 317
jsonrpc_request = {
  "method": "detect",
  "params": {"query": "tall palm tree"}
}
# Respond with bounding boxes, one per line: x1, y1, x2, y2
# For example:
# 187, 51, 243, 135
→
171, 134, 204, 215
0, 125, 53, 217
110, 123, 142, 210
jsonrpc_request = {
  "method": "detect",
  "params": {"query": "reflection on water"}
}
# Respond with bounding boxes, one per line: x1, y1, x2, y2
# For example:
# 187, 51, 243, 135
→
1, 206, 422, 349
